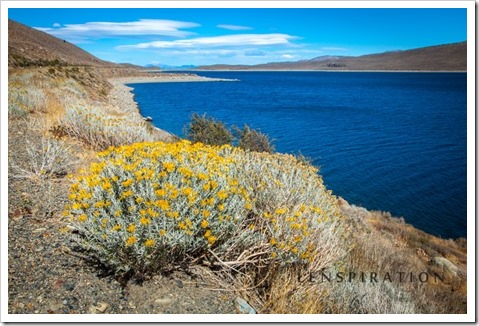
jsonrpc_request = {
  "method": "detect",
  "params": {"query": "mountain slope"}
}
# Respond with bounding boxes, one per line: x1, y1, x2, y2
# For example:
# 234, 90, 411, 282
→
8, 19, 115, 67
198, 42, 467, 71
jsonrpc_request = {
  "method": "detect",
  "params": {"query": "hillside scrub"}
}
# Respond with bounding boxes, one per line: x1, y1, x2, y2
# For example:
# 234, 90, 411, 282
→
185, 113, 274, 153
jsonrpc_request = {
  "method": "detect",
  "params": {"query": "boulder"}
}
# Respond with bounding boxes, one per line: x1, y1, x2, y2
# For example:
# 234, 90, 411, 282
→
432, 256, 458, 278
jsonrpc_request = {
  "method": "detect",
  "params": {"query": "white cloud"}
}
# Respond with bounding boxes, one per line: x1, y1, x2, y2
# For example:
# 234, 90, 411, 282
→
282, 54, 294, 59
217, 24, 253, 31
118, 33, 298, 49
35, 19, 200, 40
52, 23, 61, 28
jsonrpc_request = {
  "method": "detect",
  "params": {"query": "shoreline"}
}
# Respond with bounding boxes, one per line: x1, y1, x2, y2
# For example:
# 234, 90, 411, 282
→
107, 73, 237, 141
114, 74, 239, 85
107, 78, 176, 141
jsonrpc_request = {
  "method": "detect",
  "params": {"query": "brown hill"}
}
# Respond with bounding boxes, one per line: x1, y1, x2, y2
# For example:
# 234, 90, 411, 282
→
8, 19, 116, 68
198, 42, 467, 71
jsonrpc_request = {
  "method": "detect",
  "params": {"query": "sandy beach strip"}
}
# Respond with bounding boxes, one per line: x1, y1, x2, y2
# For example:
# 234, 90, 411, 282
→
114, 73, 239, 84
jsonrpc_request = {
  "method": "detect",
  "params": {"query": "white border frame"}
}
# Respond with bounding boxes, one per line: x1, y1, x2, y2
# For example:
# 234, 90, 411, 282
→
1, 1, 475, 323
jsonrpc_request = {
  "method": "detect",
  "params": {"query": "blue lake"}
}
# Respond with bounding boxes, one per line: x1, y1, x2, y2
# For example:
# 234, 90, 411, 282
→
127, 71, 467, 239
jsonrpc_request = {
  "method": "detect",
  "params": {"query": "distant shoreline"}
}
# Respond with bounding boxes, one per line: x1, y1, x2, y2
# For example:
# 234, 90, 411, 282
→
185, 69, 466, 73
115, 74, 238, 84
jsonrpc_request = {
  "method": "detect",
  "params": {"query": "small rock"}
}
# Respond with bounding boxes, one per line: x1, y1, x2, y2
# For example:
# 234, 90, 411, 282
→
234, 297, 256, 314
95, 302, 109, 313
50, 302, 63, 312
64, 282, 76, 291
175, 280, 184, 288
33, 228, 47, 234
154, 298, 173, 305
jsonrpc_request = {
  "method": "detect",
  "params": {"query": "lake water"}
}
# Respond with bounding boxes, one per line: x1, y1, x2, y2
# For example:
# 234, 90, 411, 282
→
127, 71, 467, 239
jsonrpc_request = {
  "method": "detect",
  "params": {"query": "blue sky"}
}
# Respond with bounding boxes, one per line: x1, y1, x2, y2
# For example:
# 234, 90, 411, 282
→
8, 8, 466, 66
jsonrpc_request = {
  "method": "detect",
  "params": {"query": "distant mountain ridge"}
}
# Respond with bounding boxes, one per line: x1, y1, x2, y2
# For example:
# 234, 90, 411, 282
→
198, 42, 467, 71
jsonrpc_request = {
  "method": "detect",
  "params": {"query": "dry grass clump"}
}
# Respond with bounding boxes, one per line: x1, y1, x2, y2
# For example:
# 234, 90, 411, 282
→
60, 105, 160, 150
328, 203, 468, 314
63, 141, 349, 285
8, 74, 47, 118
9, 133, 78, 219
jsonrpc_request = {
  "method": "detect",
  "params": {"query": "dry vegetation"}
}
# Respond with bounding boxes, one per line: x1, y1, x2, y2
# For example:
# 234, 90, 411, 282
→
8, 65, 467, 314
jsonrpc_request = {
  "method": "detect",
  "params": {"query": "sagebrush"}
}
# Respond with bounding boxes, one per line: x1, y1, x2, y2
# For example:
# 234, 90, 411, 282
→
64, 141, 348, 280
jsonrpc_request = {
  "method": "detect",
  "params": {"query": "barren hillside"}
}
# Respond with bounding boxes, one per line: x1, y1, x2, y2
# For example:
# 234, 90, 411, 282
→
8, 19, 115, 68
199, 42, 467, 71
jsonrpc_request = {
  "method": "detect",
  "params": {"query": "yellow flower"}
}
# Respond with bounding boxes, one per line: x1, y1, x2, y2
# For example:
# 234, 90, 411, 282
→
204, 229, 211, 238
217, 191, 228, 200
147, 208, 159, 218
201, 219, 209, 228
270, 238, 277, 246
140, 217, 151, 226
202, 210, 211, 218
182, 187, 193, 196
159, 229, 166, 236
166, 211, 179, 219
217, 204, 225, 211
207, 236, 217, 245
245, 202, 253, 210
78, 214, 87, 222
169, 189, 179, 199
162, 161, 175, 173
155, 199, 170, 210
136, 197, 144, 204
144, 239, 155, 247
126, 236, 137, 246
72, 203, 82, 210
155, 189, 166, 197
127, 224, 136, 233
178, 221, 187, 230
197, 173, 208, 180
101, 181, 112, 191
112, 224, 121, 231
121, 190, 133, 199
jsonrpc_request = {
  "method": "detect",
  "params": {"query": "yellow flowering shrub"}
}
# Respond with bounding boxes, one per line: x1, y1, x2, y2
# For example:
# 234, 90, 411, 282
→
64, 140, 348, 278
65, 140, 252, 276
